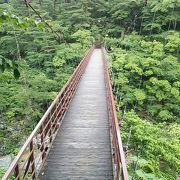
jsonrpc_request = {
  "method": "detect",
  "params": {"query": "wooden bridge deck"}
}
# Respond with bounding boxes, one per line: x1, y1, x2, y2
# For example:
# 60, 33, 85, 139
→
40, 49, 113, 180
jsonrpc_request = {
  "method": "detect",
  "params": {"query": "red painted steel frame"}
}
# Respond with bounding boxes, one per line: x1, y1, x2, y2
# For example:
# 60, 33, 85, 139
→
102, 48, 129, 180
2, 47, 94, 180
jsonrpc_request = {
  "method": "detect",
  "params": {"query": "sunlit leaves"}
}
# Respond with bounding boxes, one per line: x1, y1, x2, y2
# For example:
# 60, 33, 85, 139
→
165, 31, 180, 53
141, 40, 164, 58
133, 89, 146, 102
72, 29, 93, 48
158, 110, 173, 121
125, 61, 143, 75
171, 87, 179, 98
144, 23, 162, 33
52, 56, 65, 67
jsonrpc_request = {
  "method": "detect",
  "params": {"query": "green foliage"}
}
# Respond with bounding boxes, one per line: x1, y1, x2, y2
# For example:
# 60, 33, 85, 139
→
105, 2, 179, 177
165, 31, 180, 53
0, 167, 6, 179
0, 54, 20, 79
72, 30, 93, 48
0, 0, 89, 156
109, 33, 180, 123
109, 32, 180, 179
122, 111, 180, 179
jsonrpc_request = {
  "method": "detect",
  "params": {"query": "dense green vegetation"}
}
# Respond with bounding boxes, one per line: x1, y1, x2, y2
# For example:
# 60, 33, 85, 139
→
0, 0, 92, 156
0, 0, 179, 179
104, 1, 180, 179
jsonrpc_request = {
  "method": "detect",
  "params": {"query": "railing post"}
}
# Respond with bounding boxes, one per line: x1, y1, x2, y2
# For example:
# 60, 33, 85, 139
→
40, 125, 45, 160
49, 120, 52, 143
15, 164, 20, 180
30, 140, 36, 179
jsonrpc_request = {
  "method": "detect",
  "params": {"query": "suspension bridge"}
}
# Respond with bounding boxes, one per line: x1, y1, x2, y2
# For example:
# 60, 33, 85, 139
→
2, 48, 128, 180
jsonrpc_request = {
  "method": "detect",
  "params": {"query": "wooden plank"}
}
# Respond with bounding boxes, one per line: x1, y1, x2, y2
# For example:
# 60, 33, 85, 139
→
40, 49, 113, 180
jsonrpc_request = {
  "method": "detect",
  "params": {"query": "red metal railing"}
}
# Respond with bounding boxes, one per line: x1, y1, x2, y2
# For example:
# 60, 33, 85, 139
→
102, 48, 129, 180
2, 47, 94, 180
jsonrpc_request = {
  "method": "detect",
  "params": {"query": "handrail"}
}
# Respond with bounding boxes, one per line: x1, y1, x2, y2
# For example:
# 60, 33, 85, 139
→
102, 48, 129, 180
2, 47, 94, 180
